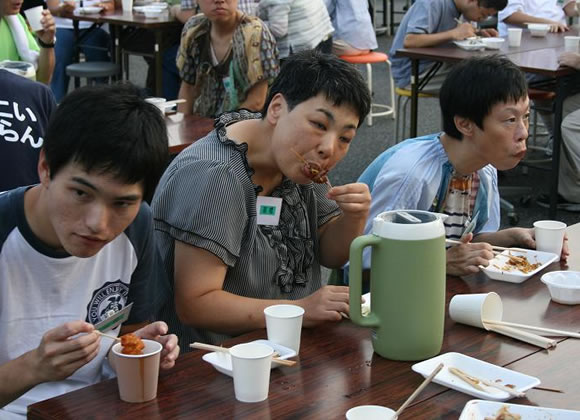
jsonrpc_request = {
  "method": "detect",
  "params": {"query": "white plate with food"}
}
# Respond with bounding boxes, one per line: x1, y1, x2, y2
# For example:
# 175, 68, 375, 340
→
459, 399, 580, 419
202, 339, 296, 377
481, 249, 558, 283
412, 352, 540, 401
453, 38, 485, 51
76, 6, 103, 14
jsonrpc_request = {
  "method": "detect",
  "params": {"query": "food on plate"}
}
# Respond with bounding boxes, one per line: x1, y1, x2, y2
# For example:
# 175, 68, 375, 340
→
120, 333, 145, 355
484, 405, 522, 420
493, 253, 541, 274
291, 148, 330, 184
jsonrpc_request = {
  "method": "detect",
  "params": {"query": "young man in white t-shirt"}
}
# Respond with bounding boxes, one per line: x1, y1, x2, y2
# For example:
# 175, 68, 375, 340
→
0, 84, 180, 418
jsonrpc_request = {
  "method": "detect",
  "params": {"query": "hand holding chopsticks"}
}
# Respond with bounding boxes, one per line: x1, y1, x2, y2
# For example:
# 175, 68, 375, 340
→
190, 342, 297, 367
445, 239, 528, 254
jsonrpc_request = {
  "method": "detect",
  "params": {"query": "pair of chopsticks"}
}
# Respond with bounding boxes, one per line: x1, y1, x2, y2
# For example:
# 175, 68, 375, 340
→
94, 330, 120, 341
445, 239, 528, 255
483, 319, 580, 349
394, 363, 444, 418
190, 342, 297, 367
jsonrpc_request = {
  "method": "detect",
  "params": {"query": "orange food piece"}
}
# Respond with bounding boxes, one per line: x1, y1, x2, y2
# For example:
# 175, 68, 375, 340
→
120, 333, 145, 355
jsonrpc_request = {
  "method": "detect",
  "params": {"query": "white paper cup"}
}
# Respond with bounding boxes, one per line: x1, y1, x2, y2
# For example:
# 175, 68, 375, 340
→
111, 339, 162, 403
24, 6, 44, 32
507, 28, 522, 47
449, 292, 503, 330
145, 97, 166, 114
264, 304, 304, 354
230, 342, 273, 403
346, 405, 397, 420
565, 36, 580, 52
534, 220, 567, 261
122, 0, 134, 11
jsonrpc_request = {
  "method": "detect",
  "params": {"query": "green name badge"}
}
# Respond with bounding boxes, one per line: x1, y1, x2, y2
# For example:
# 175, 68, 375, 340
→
259, 205, 277, 215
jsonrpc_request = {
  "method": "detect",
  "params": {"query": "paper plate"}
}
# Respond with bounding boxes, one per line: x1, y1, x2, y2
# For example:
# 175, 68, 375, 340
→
411, 352, 540, 401
459, 400, 580, 419
481, 249, 558, 283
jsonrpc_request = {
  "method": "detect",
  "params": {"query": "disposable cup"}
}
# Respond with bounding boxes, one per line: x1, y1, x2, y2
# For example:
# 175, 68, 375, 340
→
122, 0, 134, 12
565, 36, 580, 52
230, 342, 273, 403
507, 28, 522, 47
449, 292, 503, 330
346, 405, 397, 420
24, 6, 44, 32
264, 304, 304, 354
145, 97, 166, 114
534, 220, 567, 261
111, 339, 162, 403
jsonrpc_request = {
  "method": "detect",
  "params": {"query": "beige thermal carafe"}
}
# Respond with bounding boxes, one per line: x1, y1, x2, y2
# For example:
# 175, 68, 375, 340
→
349, 210, 446, 361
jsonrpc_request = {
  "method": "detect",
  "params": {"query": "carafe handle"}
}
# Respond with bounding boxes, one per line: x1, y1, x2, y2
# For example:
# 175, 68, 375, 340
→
349, 234, 380, 327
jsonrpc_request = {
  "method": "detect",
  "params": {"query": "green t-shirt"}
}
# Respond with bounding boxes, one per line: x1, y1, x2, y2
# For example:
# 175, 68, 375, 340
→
0, 15, 40, 62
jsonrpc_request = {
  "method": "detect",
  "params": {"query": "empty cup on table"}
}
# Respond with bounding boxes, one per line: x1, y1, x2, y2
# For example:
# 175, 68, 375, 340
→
449, 292, 503, 330
122, 0, 133, 11
346, 405, 397, 420
111, 339, 162, 403
145, 97, 167, 114
264, 304, 304, 354
534, 220, 566, 261
230, 342, 274, 403
24, 6, 44, 32
507, 28, 522, 47
565, 36, 580, 52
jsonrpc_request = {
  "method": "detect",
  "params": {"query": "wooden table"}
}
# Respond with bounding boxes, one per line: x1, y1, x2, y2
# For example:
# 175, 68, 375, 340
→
69, 10, 182, 96
165, 113, 214, 155
28, 225, 580, 419
396, 30, 580, 219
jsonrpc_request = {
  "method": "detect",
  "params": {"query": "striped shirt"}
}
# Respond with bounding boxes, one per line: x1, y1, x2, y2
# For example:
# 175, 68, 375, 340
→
152, 110, 342, 347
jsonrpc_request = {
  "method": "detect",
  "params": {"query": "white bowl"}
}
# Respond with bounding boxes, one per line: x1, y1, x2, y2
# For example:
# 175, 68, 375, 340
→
528, 23, 550, 37
78, 6, 103, 14
481, 37, 505, 50
541, 271, 580, 304
142, 6, 163, 17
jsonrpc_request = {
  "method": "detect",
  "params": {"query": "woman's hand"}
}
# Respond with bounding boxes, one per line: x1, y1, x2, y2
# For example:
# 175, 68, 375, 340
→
297, 285, 349, 327
326, 182, 370, 220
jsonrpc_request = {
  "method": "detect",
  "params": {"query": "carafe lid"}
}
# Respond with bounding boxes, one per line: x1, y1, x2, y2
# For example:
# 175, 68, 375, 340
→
372, 210, 446, 240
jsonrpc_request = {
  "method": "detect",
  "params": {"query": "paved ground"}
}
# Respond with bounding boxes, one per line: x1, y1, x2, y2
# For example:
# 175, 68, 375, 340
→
122, 16, 579, 230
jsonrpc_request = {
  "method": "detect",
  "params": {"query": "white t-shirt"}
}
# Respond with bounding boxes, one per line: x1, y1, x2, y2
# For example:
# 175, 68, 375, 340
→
498, 0, 573, 36
0, 187, 167, 418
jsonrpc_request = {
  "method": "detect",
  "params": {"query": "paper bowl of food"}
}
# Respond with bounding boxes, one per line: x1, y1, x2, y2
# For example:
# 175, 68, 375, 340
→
541, 271, 580, 304
480, 249, 558, 283
481, 37, 505, 50
528, 23, 550, 37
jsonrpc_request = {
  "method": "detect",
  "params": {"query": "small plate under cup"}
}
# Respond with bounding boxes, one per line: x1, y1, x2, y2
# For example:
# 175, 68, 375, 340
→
202, 339, 296, 377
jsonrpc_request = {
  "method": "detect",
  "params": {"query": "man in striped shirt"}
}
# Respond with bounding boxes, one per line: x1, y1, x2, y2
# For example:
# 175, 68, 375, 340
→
358, 55, 569, 277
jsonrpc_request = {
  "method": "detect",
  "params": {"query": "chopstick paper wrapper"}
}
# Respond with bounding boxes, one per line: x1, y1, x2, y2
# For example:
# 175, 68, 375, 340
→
484, 324, 557, 349
189, 342, 296, 367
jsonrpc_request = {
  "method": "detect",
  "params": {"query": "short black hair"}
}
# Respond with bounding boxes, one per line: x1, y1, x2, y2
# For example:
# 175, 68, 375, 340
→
440, 55, 527, 139
262, 50, 371, 127
479, 0, 507, 11
43, 84, 169, 201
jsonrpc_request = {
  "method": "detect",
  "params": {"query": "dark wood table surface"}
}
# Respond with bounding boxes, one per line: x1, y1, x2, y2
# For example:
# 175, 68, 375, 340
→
165, 114, 214, 155
396, 30, 580, 219
28, 225, 580, 419
69, 9, 182, 96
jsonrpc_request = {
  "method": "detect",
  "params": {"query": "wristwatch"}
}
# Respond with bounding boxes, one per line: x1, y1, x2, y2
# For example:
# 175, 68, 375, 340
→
37, 36, 57, 48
